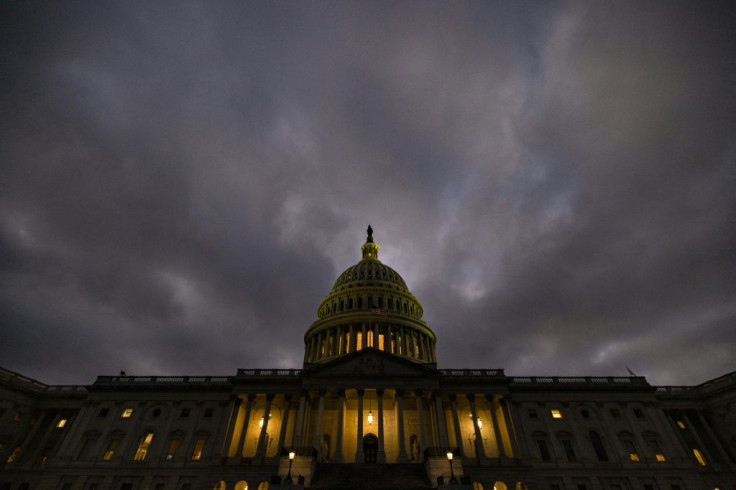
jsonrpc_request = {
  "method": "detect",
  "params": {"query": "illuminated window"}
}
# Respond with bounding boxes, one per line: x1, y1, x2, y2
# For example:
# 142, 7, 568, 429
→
192, 439, 205, 460
121, 408, 134, 419
551, 409, 563, 419
102, 439, 119, 461
621, 438, 639, 461
356, 332, 363, 351
647, 438, 665, 462
367, 330, 373, 347
692, 448, 707, 466
56, 418, 68, 428
378, 334, 385, 351
134, 432, 154, 461
345, 332, 351, 352
166, 439, 181, 460
676, 420, 686, 429
6, 446, 20, 463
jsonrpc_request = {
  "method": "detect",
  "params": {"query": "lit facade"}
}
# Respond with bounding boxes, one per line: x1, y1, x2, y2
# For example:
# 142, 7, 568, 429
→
1, 229, 735, 490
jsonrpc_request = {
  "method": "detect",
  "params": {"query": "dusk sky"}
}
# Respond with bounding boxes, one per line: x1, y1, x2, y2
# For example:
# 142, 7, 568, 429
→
2, 1, 735, 386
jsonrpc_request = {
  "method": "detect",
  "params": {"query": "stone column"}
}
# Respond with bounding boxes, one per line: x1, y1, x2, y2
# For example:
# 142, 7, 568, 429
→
377, 389, 386, 463
333, 391, 346, 463
355, 389, 365, 463
434, 395, 449, 448
292, 392, 307, 447
256, 394, 274, 459
416, 391, 427, 461
488, 396, 506, 458
313, 390, 326, 457
449, 395, 463, 456
695, 410, 730, 464
214, 399, 236, 459
223, 397, 242, 458
682, 411, 715, 465
276, 395, 292, 456
236, 395, 254, 458
468, 394, 486, 460
396, 390, 408, 462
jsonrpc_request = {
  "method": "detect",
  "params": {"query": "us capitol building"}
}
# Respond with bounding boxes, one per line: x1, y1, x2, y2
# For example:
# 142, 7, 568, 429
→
1, 228, 735, 490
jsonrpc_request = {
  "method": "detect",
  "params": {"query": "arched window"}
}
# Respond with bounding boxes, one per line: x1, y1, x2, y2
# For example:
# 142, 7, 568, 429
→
234, 481, 248, 490
257, 482, 269, 490
213, 482, 226, 490
348, 298, 354, 309
494, 482, 508, 490
618, 431, 639, 461
133, 431, 154, 461
643, 431, 666, 462
358, 297, 363, 309
532, 431, 552, 461
589, 431, 608, 462
473, 483, 484, 490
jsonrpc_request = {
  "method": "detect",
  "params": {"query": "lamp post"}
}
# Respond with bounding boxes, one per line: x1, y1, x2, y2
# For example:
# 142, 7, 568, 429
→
447, 451, 457, 484
285, 450, 295, 484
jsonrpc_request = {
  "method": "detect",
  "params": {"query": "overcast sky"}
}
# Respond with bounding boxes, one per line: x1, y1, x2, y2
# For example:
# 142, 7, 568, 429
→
2, 1, 735, 386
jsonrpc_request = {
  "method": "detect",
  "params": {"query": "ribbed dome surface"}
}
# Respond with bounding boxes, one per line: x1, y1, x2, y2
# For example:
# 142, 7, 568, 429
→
332, 261, 408, 290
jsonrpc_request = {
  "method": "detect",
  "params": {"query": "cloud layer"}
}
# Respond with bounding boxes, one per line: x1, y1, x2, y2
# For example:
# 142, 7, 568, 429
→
2, 1, 735, 385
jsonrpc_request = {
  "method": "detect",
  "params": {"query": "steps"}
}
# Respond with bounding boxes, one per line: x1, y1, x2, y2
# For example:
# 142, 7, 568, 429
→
309, 463, 432, 490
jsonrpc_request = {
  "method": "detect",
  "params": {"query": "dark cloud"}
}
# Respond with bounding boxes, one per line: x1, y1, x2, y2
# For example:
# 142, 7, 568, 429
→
1, 1, 735, 386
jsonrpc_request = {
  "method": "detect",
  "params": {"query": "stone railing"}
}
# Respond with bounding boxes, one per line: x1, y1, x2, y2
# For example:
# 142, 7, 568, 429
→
237, 369, 303, 377
95, 375, 230, 384
0, 367, 87, 394
438, 369, 505, 377
511, 376, 649, 385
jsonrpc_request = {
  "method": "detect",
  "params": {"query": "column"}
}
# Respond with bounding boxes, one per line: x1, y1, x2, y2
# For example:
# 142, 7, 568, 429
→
377, 389, 386, 463
349, 325, 356, 352
695, 410, 730, 464
292, 392, 307, 447
468, 394, 486, 460
223, 397, 243, 457
333, 391, 346, 463
416, 391, 427, 461
313, 390, 326, 456
255, 395, 274, 459
236, 395, 254, 458
355, 389, 365, 463
276, 395, 292, 456
434, 395, 449, 448
214, 398, 237, 459
449, 395, 463, 456
396, 391, 408, 462
58, 403, 94, 458
488, 396, 506, 458
682, 411, 715, 464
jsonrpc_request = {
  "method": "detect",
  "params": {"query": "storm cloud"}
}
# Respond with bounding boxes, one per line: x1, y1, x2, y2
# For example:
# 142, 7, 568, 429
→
1, 1, 735, 386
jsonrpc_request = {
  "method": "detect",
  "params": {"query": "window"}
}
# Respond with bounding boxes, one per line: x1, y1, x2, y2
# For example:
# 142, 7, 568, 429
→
204, 408, 214, 418
676, 420, 686, 429
98, 407, 109, 418
581, 409, 590, 419
692, 448, 707, 466
551, 409, 563, 419
633, 408, 645, 419
536, 439, 551, 461
562, 439, 576, 462
378, 334, 385, 351
589, 431, 608, 462
56, 418, 68, 428
166, 439, 181, 460
152, 408, 161, 418
528, 409, 538, 419
610, 409, 621, 419
6, 446, 21, 463
78, 436, 98, 460
622, 439, 639, 461
646, 438, 666, 462
180, 408, 190, 418
121, 408, 134, 419
356, 332, 363, 351
103, 439, 119, 461
134, 431, 154, 461
191, 439, 205, 460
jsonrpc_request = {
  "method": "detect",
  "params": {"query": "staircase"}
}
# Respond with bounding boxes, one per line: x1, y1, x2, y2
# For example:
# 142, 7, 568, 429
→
309, 463, 432, 489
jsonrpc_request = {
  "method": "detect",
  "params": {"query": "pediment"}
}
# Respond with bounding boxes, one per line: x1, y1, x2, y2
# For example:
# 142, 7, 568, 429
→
304, 348, 437, 378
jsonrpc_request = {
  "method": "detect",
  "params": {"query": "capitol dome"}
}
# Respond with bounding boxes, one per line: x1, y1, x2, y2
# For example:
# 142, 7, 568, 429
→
303, 226, 437, 366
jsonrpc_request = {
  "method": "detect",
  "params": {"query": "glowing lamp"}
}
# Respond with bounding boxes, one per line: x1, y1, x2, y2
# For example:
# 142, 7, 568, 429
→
367, 410, 374, 425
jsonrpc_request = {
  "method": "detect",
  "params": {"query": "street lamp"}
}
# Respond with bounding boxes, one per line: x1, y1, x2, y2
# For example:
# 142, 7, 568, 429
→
285, 450, 295, 484
446, 451, 457, 484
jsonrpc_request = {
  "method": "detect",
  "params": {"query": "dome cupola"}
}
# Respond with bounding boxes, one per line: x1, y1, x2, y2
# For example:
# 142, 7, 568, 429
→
304, 226, 437, 366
